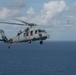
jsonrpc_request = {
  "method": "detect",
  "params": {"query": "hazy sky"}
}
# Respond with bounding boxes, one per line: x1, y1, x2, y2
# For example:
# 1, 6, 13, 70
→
0, 0, 76, 41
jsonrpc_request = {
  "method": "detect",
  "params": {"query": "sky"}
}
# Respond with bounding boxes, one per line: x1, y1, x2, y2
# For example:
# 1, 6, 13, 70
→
0, 0, 76, 41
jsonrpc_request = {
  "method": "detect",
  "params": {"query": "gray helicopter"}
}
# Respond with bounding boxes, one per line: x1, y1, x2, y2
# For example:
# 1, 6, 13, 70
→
0, 19, 50, 48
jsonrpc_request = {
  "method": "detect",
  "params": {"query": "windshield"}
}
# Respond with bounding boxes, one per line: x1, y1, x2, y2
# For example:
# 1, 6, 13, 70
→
38, 29, 46, 33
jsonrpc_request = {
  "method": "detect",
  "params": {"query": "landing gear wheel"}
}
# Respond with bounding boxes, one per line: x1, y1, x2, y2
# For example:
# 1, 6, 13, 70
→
8, 46, 10, 48
40, 41, 43, 44
29, 40, 31, 44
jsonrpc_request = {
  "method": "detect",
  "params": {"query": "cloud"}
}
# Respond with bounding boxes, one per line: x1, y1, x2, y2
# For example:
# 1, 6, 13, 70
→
18, 0, 66, 25
1, 0, 26, 9
0, 0, 26, 20
0, 8, 19, 19
39, 0, 66, 25
48, 1, 76, 41
26, 7, 35, 15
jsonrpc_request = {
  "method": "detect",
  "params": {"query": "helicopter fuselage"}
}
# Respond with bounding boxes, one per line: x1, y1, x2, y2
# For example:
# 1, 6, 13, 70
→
0, 19, 50, 48
13, 27, 50, 43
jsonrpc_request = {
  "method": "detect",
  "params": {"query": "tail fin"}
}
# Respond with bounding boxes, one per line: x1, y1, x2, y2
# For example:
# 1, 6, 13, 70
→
0, 29, 8, 42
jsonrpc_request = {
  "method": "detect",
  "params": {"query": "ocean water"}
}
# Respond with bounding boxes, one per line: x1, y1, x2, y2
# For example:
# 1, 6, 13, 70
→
0, 41, 76, 75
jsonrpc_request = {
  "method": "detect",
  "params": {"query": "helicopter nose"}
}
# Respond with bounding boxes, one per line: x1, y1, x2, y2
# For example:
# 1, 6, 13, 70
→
47, 34, 50, 38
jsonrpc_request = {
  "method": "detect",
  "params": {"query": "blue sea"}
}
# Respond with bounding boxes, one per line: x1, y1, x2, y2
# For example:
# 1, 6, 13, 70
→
0, 41, 76, 75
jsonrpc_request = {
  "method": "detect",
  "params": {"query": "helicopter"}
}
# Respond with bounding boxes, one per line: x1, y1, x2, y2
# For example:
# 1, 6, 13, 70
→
0, 19, 50, 48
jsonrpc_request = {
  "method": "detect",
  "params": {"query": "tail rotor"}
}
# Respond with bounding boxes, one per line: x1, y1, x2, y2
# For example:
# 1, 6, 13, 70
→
0, 29, 8, 42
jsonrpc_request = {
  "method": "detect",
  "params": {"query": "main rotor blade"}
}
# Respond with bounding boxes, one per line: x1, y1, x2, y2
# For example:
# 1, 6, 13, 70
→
0, 22, 25, 25
0, 19, 37, 26
14, 19, 37, 26
14, 19, 29, 25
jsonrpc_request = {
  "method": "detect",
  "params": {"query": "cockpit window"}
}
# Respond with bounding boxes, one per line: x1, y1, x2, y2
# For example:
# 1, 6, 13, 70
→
38, 29, 41, 32
42, 30, 46, 33
35, 30, 37, 34
30, 31, 33, 36
23, 33, 26, 37
26, 32, 28, 36
38, 29, 46, 33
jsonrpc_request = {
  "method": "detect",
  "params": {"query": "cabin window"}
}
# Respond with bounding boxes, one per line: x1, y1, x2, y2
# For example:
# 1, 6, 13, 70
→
35, 30, 37, 34
26, 32, 28, 36
30, 31, 33, 36
23, 33, 26, 37
38, 29, 41, 32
